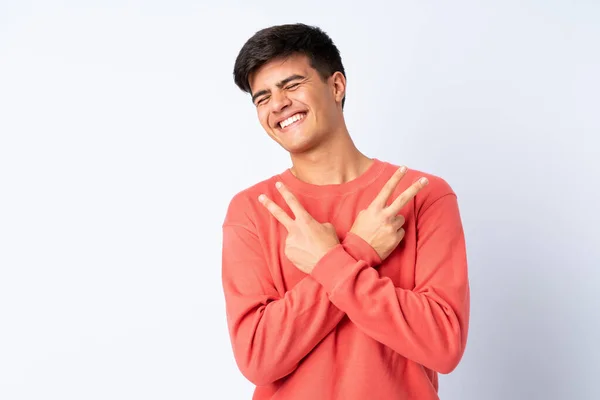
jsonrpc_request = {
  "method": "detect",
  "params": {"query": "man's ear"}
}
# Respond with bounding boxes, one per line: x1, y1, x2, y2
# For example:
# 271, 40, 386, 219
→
330, 71, 346, 104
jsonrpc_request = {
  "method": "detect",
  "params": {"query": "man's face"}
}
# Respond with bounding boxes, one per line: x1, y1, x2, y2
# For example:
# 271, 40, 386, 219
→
248, 53, 345, 155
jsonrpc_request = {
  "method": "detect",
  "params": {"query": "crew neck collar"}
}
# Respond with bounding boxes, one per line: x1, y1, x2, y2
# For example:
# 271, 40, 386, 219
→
278, 158, 387, 197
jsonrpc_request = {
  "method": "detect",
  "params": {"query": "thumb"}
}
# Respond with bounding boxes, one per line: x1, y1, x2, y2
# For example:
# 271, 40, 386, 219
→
323, 222, 337, 234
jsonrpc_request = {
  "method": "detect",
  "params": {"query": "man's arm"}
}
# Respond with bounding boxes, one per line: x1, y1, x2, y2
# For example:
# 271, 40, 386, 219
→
221, 220, 349, 386
221, 169, 409, 386
310, 191, 470, 374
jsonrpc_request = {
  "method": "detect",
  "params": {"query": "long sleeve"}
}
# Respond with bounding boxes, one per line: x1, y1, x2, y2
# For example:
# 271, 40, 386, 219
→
309, 192, 470, 374
221, 222, 353, 386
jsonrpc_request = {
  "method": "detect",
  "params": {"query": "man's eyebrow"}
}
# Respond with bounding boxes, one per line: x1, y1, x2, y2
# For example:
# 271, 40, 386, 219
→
277, 74, 306, 88
251, 74, 307, 103
251, 89, 269, 103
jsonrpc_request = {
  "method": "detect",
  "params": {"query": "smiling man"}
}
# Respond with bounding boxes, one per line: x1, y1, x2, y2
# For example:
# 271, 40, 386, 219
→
221, 23, 470, 399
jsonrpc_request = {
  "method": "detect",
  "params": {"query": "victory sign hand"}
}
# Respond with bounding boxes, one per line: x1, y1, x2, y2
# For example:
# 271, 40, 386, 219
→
349, 167, 428, 260
259, 182, 339, 274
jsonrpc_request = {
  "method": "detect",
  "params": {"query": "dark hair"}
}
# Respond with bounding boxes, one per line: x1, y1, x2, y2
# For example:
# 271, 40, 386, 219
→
233, 23, 346, 107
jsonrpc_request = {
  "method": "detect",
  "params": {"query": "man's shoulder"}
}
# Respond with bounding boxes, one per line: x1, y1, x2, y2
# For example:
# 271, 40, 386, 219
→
222, 172, 281, 227
379, 159, 456, 199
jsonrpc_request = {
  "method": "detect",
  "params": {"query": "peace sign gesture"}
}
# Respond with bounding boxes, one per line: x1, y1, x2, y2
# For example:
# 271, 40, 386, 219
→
258, 182, 340, 274
349, 166, 428, 260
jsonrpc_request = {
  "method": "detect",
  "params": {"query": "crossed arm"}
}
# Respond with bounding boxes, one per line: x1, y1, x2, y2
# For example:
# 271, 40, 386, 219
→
221, 169, 470, 386
221, 226, 377, 385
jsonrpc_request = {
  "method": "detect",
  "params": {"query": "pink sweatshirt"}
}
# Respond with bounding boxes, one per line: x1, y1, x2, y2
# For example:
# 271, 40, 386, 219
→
221, 158, 470, 399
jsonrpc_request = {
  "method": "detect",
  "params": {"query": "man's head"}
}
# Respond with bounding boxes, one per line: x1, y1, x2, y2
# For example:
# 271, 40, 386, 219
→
233, 23, 348, 155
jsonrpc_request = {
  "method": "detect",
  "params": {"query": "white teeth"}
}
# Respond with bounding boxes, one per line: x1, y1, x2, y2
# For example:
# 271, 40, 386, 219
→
279, 113, 305, 129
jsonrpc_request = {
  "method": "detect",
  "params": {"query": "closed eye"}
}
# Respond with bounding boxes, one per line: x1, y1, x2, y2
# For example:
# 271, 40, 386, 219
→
256, 96, 270, 106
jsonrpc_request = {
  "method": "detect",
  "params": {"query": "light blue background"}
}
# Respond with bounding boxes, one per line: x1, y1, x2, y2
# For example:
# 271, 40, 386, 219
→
1, 1, 598, 399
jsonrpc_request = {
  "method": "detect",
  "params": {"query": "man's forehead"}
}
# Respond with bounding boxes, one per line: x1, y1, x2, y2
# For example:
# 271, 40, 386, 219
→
249, 55, 311, 90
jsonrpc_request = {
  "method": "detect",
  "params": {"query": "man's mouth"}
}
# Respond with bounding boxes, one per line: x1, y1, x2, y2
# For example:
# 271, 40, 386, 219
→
279, 112, 306, 129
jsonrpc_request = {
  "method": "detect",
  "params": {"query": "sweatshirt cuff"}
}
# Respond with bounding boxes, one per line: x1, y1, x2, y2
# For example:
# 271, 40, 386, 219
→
342, 232, 382, 268
310, 244, 359, 294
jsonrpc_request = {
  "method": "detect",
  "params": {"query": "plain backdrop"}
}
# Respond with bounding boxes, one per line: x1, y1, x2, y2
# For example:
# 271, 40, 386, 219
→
1, 1, 598, 399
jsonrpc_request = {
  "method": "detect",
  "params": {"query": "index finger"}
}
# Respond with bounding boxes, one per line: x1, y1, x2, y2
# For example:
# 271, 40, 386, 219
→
275, 182, 310, 220
370, 166, 408, 209
258, 194, 294, 230
386, 177, 429, 215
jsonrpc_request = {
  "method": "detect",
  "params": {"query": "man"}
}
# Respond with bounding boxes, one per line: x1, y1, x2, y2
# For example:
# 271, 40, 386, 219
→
221, 23, 470, 399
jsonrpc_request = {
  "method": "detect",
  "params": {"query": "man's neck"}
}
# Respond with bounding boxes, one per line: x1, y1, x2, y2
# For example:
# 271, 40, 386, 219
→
289, 133, 373, 186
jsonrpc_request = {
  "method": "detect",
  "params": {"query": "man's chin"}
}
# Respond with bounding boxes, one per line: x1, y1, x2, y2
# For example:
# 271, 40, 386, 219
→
280, 139, 320, 155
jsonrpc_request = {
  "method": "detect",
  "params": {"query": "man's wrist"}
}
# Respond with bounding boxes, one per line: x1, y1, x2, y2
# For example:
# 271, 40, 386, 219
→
310, 244, 357, 294
342, 232, 382, 268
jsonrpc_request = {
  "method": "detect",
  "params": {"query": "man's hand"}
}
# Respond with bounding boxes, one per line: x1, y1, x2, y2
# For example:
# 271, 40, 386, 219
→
258, 182, 340, 274
349, 167, 428, 260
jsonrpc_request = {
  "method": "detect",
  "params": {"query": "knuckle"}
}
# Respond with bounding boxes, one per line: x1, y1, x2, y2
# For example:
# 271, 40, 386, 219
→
296, 214, 309, 224
382, 209, 395, 220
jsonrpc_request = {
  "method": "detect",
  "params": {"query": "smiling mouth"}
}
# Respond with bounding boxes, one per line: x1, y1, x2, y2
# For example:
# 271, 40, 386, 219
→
278, 112, 306, 129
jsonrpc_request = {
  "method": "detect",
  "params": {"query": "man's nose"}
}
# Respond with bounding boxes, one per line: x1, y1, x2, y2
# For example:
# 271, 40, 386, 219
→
270, 90, 292, 112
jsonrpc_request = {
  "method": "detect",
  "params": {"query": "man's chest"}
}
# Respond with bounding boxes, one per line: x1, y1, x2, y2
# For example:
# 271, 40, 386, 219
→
258, 198, 418, 295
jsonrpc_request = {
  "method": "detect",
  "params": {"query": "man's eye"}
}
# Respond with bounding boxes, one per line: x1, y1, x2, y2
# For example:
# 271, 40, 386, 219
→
286, 83, 300, 90
256, 97, 269, 106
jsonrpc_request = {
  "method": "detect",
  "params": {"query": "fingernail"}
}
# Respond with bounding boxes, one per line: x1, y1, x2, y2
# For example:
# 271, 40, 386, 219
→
400, 166, 407, 173
275, 181, 283, 189
258, 194, 266, 202
420, 177, 428, 185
